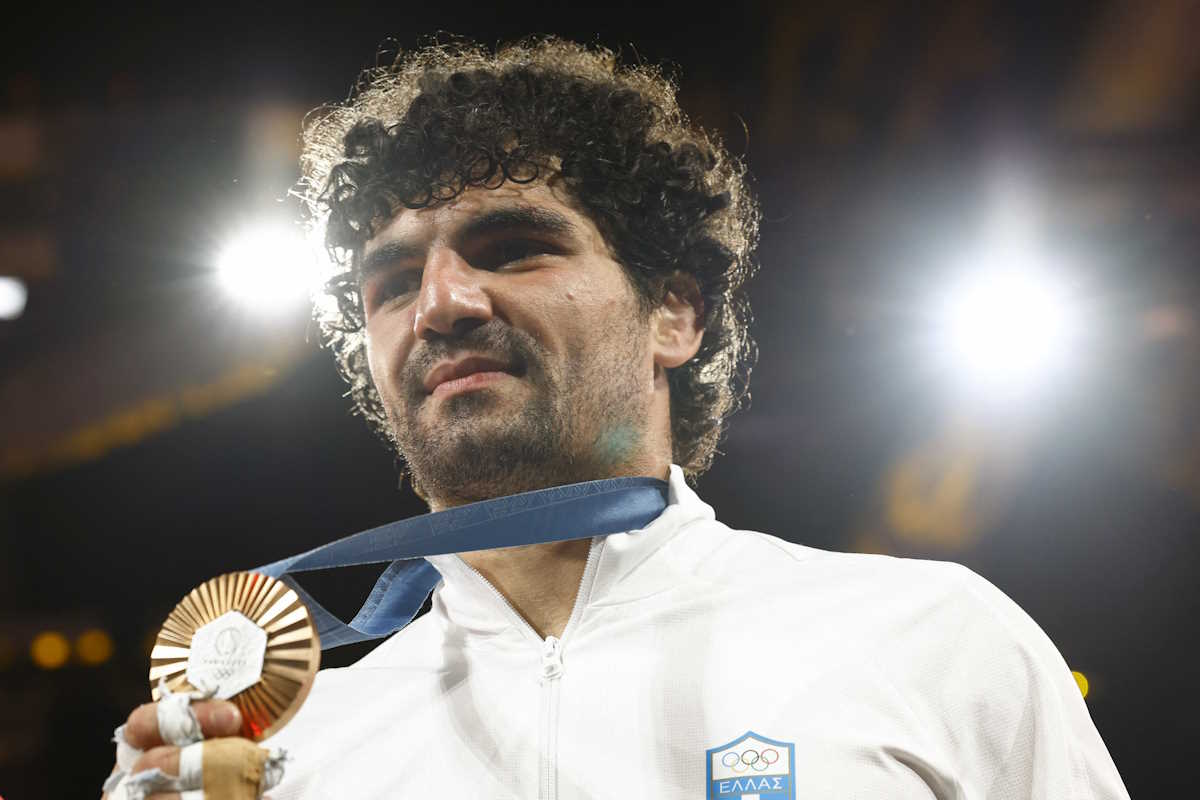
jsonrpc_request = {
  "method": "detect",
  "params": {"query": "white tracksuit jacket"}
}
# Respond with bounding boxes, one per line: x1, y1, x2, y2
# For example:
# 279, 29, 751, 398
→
266, 466, 1129, 799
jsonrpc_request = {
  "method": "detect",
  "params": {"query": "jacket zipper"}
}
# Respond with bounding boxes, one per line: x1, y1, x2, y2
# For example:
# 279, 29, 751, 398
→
539, 537, 605, 800
540, 634, 564, 799
457, 537, 606, 800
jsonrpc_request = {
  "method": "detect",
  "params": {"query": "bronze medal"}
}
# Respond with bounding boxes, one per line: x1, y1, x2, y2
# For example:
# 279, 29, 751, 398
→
149, 571, 320, 741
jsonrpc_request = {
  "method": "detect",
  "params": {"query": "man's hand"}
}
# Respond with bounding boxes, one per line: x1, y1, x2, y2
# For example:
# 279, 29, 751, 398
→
102, 698, 243, 799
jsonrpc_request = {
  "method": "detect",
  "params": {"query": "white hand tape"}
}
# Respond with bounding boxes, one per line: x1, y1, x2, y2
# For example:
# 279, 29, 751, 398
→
103, 684, 218, 798
101, 769, 127, 796
155, 679, 214, 746
103, 724, 144, 795
121, 767, 187, 800
180, 740, 205, 787
113, 724, 142, 771
262, 748, 289, 792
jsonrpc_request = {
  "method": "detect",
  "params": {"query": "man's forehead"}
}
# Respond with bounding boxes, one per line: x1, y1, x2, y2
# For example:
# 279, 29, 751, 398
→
363, 183, 593, 256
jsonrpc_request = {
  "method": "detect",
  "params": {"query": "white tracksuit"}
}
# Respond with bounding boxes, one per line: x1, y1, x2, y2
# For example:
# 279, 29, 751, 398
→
266, 466, 1129, 799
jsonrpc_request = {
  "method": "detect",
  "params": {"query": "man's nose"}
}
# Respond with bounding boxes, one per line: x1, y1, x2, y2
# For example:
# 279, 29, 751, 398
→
412, 246, 493, 340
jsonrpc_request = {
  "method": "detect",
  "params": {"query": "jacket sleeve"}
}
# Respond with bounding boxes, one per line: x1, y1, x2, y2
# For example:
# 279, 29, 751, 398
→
944, 566, 1130, 800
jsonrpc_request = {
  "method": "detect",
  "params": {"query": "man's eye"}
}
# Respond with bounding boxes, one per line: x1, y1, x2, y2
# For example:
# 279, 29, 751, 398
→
370, 272, 420, 307
483, 239, 550, 270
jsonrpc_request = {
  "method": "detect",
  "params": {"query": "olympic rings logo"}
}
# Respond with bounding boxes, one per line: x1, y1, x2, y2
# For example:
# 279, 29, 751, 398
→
719, 747, 780, 773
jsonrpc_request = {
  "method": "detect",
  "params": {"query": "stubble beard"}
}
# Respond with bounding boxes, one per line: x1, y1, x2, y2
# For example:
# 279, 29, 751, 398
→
385, 319, 651, 507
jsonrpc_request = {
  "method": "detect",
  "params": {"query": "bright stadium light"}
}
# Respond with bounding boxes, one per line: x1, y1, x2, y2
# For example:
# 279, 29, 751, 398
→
0, 276, 28, 320
925, 163, 1090, 401
932, 244, 1081, 397
216, 225, 315, 311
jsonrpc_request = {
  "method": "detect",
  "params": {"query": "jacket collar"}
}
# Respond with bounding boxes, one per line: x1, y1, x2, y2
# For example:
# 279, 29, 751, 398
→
424, 465, 716, 641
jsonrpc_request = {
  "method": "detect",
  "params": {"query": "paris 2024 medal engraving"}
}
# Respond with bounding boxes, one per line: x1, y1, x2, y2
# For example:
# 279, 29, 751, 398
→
149, 572, 320, 740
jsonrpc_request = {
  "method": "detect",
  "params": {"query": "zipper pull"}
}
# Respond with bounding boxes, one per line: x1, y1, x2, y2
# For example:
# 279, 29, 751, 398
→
541, 635, 564, 680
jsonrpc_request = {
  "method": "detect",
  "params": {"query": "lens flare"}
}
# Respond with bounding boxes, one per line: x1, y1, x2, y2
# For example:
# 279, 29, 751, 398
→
0, 276, 28, 320
76, 629, 115, 665
934, 261, 1080, 396
1072, 670, 1090, 699
216, 226, 315, 311
31, 631, 70, 669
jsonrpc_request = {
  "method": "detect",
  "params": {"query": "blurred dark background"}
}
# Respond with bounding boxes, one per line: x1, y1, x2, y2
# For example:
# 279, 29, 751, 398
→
2, 1, 1197, 797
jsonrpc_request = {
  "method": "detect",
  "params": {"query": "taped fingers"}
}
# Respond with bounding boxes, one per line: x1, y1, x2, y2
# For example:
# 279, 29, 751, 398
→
115, 725, 142, 771
157, 691, 202, 746
155, 681, 220, 746
180, 742, 204, 787
129, 745, 182, 778
109, 738, 285, 800
119, 767, 187, 799
123, 699, 242, 750
109, 741, 200, 800
104, 724, 146, 796
203, 737, 281, 800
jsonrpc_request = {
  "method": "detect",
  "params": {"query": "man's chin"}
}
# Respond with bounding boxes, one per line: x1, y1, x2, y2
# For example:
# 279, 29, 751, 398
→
416, 386, 520, 425
397, 415, 565, 501
404, 395, 536, 456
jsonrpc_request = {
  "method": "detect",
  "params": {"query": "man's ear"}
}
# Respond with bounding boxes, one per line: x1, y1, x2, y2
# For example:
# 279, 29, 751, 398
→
651, 273, 705, 369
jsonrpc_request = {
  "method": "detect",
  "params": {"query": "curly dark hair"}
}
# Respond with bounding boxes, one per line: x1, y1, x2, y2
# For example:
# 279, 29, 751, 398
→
297, 37, 759, 478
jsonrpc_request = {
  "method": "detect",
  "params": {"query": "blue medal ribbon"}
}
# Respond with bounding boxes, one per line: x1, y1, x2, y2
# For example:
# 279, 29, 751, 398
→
254, 476, 669, 649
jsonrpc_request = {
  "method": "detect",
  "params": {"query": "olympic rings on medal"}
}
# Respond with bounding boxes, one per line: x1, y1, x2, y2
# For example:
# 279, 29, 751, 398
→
720, 746, 782, 774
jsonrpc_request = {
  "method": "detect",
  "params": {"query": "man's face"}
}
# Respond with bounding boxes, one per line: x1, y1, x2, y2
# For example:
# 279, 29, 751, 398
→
360, 181, 656, 506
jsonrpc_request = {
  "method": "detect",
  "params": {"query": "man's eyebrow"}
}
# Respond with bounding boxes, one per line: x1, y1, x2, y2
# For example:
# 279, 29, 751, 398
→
358, 240, 425, 282
454, 205, 580, 245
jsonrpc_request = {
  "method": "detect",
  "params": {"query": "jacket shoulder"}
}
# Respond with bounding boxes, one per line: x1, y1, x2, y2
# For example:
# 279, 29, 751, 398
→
679, 518, 978, 595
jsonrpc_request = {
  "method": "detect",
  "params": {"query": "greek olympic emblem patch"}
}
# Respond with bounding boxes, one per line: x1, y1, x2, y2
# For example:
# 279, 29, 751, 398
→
706, 731, 795, 800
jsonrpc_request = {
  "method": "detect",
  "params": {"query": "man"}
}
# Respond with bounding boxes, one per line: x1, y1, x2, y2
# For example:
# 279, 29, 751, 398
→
107, 38, 1128, 799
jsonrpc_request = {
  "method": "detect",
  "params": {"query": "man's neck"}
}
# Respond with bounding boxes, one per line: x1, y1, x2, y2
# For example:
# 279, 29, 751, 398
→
434, 456, 672, 639
459, 538, 593, 639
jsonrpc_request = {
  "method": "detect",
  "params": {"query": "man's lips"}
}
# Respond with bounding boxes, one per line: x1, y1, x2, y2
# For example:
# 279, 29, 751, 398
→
422, 355, 518, 395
